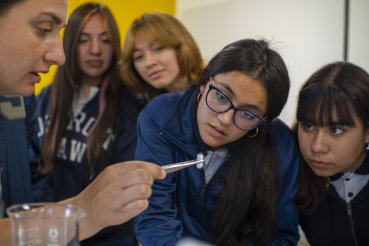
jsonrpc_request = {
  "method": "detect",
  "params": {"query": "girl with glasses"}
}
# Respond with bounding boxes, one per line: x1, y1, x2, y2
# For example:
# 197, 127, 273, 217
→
135, 38, 300, 245
295, 62, 369, 246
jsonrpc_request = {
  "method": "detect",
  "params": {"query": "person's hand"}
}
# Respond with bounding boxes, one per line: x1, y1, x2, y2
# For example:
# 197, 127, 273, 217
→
63, 161, 166, 240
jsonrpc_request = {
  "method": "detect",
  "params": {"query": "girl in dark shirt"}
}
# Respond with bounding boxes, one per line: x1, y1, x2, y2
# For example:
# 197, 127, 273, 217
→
295, 62, 369, 246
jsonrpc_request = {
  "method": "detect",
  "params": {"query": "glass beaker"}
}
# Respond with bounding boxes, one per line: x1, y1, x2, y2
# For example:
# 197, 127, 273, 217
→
7, 203, 84, 246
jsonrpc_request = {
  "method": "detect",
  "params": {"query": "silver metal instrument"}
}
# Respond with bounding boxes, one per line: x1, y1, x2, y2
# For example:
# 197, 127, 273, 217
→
162, 153, 204, 173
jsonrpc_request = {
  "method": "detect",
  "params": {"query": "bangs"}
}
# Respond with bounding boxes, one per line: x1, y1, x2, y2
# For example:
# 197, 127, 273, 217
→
297, 85, 356, 127
135, 23, 178, 48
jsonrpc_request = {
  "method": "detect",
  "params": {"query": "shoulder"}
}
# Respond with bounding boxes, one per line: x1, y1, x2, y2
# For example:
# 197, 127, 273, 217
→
268, 118, 294, 138
268, 119, 300, 185
119, 86, 147, 113
34, 85, 54, 116
37, 85, 52, 102
137, 92, 186, 136
23, 95, 37, 107
268, 118, 299, 155
141, 92, 183, 119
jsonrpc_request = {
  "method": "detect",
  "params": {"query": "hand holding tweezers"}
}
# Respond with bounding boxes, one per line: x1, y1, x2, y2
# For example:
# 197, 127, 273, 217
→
162, 153, 204, 173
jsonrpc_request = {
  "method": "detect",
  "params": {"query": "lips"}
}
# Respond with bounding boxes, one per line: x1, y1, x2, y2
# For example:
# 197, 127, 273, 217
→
148, 70, 163, 79
86, 60, 103, 67
209, 124, 226, 139
28, 72, 41, 84
310, 160, 330, 170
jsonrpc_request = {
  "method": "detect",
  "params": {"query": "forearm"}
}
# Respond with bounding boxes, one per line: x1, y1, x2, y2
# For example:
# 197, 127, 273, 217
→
59, 197, 100, 241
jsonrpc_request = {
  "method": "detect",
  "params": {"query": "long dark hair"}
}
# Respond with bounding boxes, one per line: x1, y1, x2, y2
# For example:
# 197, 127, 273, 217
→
295, 62, 369, 214
41, 3, 124, 173
198, 39, 290, 245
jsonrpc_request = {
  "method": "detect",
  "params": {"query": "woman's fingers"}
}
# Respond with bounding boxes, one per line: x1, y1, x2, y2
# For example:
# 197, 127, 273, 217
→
73, 161, 165, 240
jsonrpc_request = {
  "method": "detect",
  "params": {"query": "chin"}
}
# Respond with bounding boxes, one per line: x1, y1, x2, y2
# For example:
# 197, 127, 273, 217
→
203, 138, 223, 149
149, 81, 170, 89
311, 168, 332, 178
152, 85, 168, 90
18, 86, 35, 96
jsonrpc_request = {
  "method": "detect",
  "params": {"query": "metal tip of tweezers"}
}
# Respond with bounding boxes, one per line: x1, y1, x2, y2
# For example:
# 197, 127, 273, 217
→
162, 153, 204, 173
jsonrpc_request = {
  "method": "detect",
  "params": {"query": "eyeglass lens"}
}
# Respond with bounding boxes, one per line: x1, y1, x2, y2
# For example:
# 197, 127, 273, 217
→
206, 84, 264, 130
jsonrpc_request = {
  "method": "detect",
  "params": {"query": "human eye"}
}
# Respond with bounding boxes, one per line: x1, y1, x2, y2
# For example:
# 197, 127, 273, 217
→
133, 52, 143, 62
152, 44, 165, 52
215, 90, 229, 104
37, 23, 52, 36
239, 110, 257, 121
102, 38, 111, 44
330, 127, 344, 135
78, 34, 89, 44
101, 35, 111, 44
38, 27, 51, 34
78, 38, 88, 44
302, 121, 315, 132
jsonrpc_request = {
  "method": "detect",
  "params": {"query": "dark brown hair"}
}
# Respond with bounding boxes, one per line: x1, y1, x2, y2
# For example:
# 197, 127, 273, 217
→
41, 3, 124, 173
198, 39, 290, 245
295, 62, 369, 214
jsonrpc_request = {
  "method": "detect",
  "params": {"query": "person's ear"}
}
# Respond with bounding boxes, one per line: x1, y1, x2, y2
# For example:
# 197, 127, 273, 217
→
199, 83, 206, 94
197, 83, 207, 103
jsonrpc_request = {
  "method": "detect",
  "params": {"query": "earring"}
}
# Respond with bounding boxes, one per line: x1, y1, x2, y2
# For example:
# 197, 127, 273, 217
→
247, 127, 258, 138
366, 143, 369, 150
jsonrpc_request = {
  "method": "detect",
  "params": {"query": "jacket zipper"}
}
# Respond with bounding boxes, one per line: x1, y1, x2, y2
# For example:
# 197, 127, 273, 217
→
347, 202, 359, 246
159, 131, 196, 158
160, 131, 208, 205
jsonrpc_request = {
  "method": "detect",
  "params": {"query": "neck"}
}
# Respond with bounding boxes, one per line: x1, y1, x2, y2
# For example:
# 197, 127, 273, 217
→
81, 77, 102, 99
166, 76, 190, 92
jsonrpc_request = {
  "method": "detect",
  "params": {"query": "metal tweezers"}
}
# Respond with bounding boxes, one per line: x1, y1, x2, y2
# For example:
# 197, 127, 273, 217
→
162, 153, 204, 173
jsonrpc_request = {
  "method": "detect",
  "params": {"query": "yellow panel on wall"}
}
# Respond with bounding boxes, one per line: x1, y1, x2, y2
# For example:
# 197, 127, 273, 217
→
35, 0, 175, 95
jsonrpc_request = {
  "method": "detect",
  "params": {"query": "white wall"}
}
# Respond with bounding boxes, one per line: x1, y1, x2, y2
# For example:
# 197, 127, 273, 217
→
176, 0, 368, 126
349, 0, 369, 71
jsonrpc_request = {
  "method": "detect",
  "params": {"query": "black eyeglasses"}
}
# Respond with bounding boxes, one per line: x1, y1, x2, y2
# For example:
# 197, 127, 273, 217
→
205, 78, 267, 131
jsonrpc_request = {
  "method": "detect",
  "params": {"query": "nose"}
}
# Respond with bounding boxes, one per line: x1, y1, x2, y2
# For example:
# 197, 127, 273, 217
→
311, 130, 329, 153
217, 109, 235, 126
89, 38, 101, 55
144, 52, 157, 67
44, 38, 65, 66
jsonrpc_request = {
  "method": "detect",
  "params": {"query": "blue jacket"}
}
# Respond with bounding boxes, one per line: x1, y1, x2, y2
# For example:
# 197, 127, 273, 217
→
30, 85, 144, 245
0, 96, 36, 217
135, 85, 300, 245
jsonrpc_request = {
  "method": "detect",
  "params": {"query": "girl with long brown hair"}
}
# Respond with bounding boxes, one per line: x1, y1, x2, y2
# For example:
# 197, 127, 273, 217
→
30, 3, 143, 245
